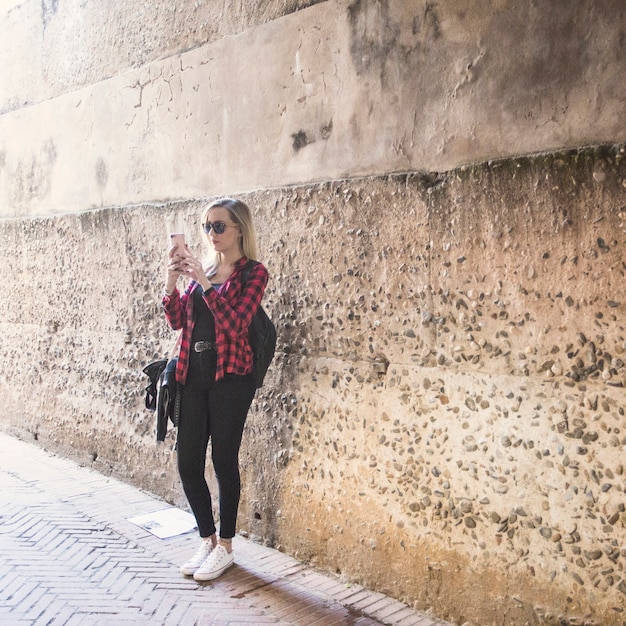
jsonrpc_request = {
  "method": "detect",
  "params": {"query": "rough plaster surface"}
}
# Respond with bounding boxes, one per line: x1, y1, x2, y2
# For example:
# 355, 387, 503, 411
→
1, 146, 625, 626
1, 0, 624, 216
242, 147, 626, 626
0, 0, 323, 113
2, 1, 626, 625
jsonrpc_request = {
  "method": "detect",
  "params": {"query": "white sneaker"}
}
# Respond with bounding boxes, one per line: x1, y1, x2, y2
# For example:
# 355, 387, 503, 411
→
193, 544, 234, 581
180, 540, 214, 576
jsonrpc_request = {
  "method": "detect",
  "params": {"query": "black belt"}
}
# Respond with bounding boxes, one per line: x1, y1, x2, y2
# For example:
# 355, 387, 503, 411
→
193, 341, 216, 352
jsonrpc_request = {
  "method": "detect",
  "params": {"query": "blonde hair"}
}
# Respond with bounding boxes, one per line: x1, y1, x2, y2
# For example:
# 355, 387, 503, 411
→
202, 197, 259, 274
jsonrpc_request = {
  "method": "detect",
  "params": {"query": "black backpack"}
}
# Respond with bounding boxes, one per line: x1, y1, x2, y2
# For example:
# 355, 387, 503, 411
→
242, 261, 277, 388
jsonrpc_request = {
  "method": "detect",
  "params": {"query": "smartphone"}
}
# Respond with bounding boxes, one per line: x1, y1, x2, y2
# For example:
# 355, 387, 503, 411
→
170, 233, 186, 253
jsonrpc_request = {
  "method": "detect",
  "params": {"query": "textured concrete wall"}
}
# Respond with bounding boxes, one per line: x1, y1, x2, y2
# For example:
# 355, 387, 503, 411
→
248, 148, 626, 625
1, 1, 625, 625
1, 0, 624, 216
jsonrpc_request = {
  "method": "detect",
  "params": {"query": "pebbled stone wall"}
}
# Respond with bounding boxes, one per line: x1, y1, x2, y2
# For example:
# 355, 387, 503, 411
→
238, 145, 626, 625
2, 145, 624, 625
1, 1, 625, 624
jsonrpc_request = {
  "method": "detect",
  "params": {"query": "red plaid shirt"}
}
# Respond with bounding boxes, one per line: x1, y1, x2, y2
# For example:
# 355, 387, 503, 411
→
162, 257, 268, 384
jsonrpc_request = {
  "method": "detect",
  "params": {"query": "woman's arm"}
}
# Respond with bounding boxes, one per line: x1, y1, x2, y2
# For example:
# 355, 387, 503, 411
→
162, 244, 191, 330
163, 289, 187, 330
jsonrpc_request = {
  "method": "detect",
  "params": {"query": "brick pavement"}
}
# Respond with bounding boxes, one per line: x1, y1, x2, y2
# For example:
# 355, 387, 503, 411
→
0, 432, 454, 626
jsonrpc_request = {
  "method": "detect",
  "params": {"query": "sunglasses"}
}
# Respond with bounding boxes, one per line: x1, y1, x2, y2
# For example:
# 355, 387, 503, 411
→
202, 221, 237, 235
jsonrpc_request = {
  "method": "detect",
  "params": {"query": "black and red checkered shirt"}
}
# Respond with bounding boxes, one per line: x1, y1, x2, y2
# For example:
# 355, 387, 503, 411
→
162, 257, 268, 384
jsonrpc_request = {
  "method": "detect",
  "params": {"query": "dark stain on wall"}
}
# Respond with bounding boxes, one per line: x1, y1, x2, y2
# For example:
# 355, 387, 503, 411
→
43, 139, 57, 165
95, 157, 108, 188
41, 0, 59, 30
347, 0, 440, 86
347, 0, 398, 78
320, 120, 333, 140
416, 3, 441, 43
292, 130, 311, 152
484, 2, 625, 113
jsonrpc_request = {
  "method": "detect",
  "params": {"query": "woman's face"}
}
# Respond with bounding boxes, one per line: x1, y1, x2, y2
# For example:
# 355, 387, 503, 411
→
205, 206, 242, 256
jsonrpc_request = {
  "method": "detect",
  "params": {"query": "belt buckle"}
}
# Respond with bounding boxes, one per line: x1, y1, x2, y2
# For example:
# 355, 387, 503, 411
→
194, 341, 213, 352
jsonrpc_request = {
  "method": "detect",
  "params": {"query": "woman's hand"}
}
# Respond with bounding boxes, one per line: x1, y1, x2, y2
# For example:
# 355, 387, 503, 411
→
180, 248, 211, 291
165, 245, 186, 294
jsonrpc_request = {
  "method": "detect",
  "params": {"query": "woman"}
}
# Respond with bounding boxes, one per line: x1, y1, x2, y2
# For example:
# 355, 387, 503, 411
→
163, 197, 268, 581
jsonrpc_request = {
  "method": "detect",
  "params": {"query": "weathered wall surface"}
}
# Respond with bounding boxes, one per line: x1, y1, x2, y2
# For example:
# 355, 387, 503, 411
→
249, 148, 626, 625
1, 1, 625, 625
1, 146, 625, 626
0, 0, 623, 217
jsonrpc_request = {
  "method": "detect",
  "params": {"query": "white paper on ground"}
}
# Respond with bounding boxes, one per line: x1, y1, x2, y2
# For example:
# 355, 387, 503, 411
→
127, 507, 197, 539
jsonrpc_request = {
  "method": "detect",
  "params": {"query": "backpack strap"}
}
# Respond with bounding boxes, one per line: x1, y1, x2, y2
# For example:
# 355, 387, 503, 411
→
241, 259, 258, 284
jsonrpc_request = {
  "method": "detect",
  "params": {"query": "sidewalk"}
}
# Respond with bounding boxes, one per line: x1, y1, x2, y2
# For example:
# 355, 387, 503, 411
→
0, 432, 454, 626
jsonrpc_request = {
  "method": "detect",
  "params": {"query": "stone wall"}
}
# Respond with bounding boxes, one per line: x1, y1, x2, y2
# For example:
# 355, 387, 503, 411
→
0, 1, 625, 625
1, 0, 623, 216
249, 147, 626, 625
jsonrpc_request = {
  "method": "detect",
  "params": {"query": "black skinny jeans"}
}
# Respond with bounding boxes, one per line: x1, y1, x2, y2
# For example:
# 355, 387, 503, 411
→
177, 350, 256, 539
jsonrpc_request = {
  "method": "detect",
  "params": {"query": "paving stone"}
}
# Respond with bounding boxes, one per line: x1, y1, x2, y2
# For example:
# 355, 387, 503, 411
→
0, 432, 454, 626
